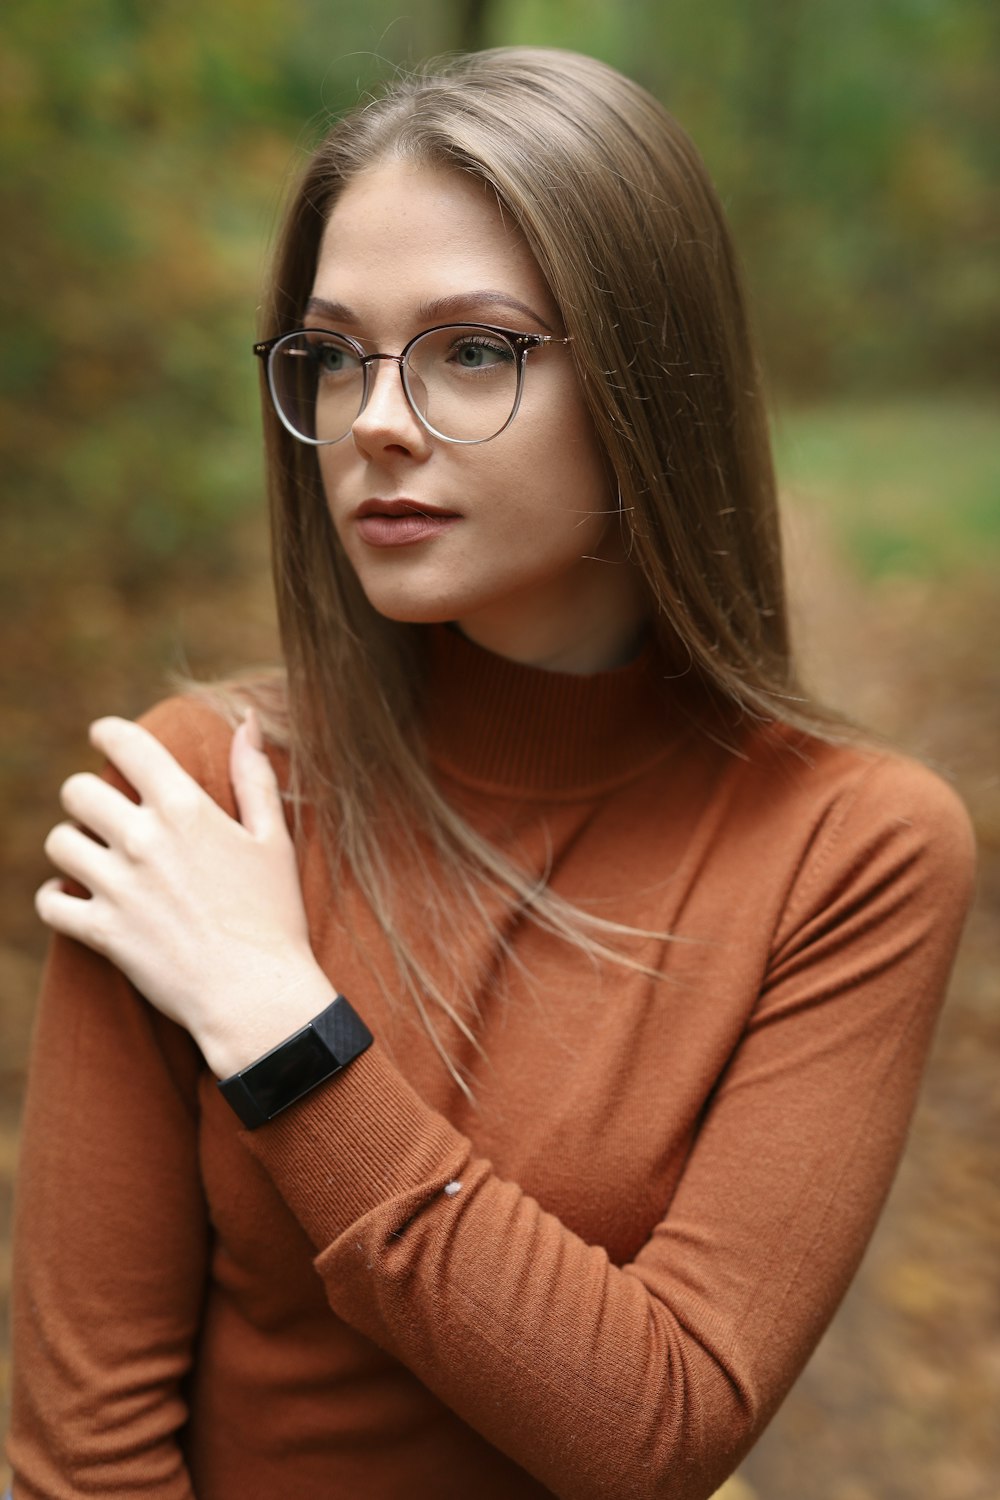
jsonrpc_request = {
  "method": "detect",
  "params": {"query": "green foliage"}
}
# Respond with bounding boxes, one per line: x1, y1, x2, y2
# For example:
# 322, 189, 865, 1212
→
492, 0, 998, 393
0, 0, 996, 584
774, 398, 1000, 577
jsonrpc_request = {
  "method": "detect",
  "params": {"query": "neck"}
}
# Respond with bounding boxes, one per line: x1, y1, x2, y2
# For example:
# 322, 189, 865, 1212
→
421, 622, 684, 795
453, 615, 647, 675
454, 550, 647, 676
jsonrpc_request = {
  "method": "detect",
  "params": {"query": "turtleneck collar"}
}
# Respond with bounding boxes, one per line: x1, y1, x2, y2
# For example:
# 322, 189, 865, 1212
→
418, 624, 691, 798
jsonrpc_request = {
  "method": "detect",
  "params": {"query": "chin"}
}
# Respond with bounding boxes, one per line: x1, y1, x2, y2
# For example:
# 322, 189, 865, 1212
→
358, 584, 469, 626
351, 564, 500, 627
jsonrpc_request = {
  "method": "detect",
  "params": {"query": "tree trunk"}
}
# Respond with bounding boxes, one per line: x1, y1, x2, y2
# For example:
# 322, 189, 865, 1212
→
457, 0, 491, 53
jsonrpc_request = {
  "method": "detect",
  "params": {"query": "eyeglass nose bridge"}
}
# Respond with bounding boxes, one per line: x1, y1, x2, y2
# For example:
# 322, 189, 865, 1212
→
355, 349, 426, 432
360, 351, 406, 372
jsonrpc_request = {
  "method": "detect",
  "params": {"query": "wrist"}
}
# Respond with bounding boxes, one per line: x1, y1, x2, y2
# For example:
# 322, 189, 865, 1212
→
216, 991, 374, 1130
199, 957, 337, 1080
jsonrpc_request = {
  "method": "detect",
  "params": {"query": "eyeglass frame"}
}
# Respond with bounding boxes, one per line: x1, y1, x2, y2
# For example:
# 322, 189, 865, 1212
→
252, 322, 573, 447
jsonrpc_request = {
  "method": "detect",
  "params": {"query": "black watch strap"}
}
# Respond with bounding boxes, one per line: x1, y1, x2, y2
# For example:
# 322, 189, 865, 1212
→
217, 993, 373, 1130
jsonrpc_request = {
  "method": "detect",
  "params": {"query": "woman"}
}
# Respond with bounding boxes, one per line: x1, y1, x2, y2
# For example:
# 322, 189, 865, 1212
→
7, 47, 974, 1500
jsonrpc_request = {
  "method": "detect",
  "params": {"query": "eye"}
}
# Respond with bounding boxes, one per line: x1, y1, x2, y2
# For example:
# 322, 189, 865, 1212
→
297, 333, 362, 379
314, 340, 360, 375
447, 334, 515, 371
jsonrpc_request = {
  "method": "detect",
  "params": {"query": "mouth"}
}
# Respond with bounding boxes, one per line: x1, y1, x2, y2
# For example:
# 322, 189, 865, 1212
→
354, 498, 460, 520
353, 498, 462, 548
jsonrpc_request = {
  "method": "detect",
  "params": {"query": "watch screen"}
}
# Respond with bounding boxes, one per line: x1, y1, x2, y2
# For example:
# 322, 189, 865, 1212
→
251, 1027, 333, 1117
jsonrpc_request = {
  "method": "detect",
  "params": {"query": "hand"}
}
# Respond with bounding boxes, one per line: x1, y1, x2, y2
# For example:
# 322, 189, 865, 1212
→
36, 710, 337, 1077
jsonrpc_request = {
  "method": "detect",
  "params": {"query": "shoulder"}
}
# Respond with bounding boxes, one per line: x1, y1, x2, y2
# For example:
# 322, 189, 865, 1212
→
134, 694, 240, 813
135, 690, 294, 820
737, 732, 978, 949
781, 736, 973, 875
731, 722, 971, 845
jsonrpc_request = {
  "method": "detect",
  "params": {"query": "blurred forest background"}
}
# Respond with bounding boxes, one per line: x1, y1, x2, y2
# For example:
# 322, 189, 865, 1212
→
1, 1, 997, 1495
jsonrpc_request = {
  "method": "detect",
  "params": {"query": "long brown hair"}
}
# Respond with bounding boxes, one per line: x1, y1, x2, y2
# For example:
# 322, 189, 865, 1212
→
219, 49, 834, 1088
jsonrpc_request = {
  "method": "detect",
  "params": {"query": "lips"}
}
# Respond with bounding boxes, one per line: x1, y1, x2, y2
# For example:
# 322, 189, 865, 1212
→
355, 498, 459, 520
353, 498, 461, 548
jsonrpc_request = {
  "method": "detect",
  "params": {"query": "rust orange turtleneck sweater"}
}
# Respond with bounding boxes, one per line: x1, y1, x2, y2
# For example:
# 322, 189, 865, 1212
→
8, 627, 975, 1498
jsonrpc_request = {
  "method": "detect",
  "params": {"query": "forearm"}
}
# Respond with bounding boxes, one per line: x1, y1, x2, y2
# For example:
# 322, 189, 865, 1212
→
7, 939, 207, 1496
247, 1044, 777, 1500
243, 762, 975, 1500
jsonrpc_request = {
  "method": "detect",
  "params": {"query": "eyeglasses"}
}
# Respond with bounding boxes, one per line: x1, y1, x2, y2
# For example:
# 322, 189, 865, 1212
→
253, 323, 571, 447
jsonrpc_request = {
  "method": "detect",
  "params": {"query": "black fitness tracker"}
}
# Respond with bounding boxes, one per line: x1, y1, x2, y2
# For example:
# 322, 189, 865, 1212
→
217, 994, 373, 1129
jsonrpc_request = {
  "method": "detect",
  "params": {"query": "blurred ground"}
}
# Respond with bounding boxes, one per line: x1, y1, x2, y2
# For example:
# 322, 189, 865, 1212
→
731, 497, 1000, 1500
1, 441, 997, 1495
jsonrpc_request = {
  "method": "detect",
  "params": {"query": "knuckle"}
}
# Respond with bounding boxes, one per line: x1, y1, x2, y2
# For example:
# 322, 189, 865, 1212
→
121, 815, 154, 864
85, 905, 114, 954
159, 784, 197, 825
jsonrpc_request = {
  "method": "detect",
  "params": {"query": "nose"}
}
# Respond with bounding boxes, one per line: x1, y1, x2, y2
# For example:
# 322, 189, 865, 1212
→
351, 354, 431, 458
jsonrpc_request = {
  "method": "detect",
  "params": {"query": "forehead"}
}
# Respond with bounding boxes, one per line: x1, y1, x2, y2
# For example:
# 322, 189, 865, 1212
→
311, 159, 558, 327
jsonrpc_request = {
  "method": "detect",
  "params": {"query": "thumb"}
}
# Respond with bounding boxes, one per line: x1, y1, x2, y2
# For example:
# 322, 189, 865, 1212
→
230, 709, 285, 839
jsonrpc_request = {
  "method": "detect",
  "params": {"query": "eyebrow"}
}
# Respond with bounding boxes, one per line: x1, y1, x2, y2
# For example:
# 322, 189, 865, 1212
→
304, 290, 554, 333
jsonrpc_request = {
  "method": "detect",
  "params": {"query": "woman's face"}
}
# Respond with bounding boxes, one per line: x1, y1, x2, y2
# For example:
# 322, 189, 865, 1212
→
309, 159, 644, 672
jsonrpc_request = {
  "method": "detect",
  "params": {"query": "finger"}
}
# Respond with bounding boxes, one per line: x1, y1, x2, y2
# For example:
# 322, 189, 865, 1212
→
43, 821, 111, 892
59, 771, 134, 844
35, 877, 102, 948
88, 717, 201, 811
229, 711, 287, 840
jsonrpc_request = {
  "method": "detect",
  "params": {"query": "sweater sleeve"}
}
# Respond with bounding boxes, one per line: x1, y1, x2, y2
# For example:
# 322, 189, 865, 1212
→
7, 704, 212, 1498
244, 757, 976, 1500
7, 943, 208, 1499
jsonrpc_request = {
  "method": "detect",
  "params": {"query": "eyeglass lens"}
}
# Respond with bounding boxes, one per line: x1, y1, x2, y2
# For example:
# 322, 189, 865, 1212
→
268, 326, 521, 444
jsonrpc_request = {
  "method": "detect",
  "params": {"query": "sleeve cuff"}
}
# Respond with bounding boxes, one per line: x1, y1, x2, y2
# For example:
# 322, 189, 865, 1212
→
242, 1041, 471, 1249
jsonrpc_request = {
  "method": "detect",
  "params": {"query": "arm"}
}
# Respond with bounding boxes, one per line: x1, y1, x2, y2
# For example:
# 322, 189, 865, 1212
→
30, 712, 975, 1499
8, 706, 213, 1497
7, 940, 208, 1498
242, 760, 975, 1500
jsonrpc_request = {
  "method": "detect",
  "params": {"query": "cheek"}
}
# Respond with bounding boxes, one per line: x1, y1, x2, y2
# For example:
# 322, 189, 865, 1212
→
489, 472, 616, 581
534, 373, 610, 490
317, 447, 342, 496
507, 400, 614, 527
316, 449, 353, 534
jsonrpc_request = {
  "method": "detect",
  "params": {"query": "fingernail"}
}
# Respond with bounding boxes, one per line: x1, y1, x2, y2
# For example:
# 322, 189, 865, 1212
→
243, 708, 264, 753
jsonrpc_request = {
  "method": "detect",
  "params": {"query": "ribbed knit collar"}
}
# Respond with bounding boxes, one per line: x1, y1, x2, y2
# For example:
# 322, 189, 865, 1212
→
419, 624, 685, 798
